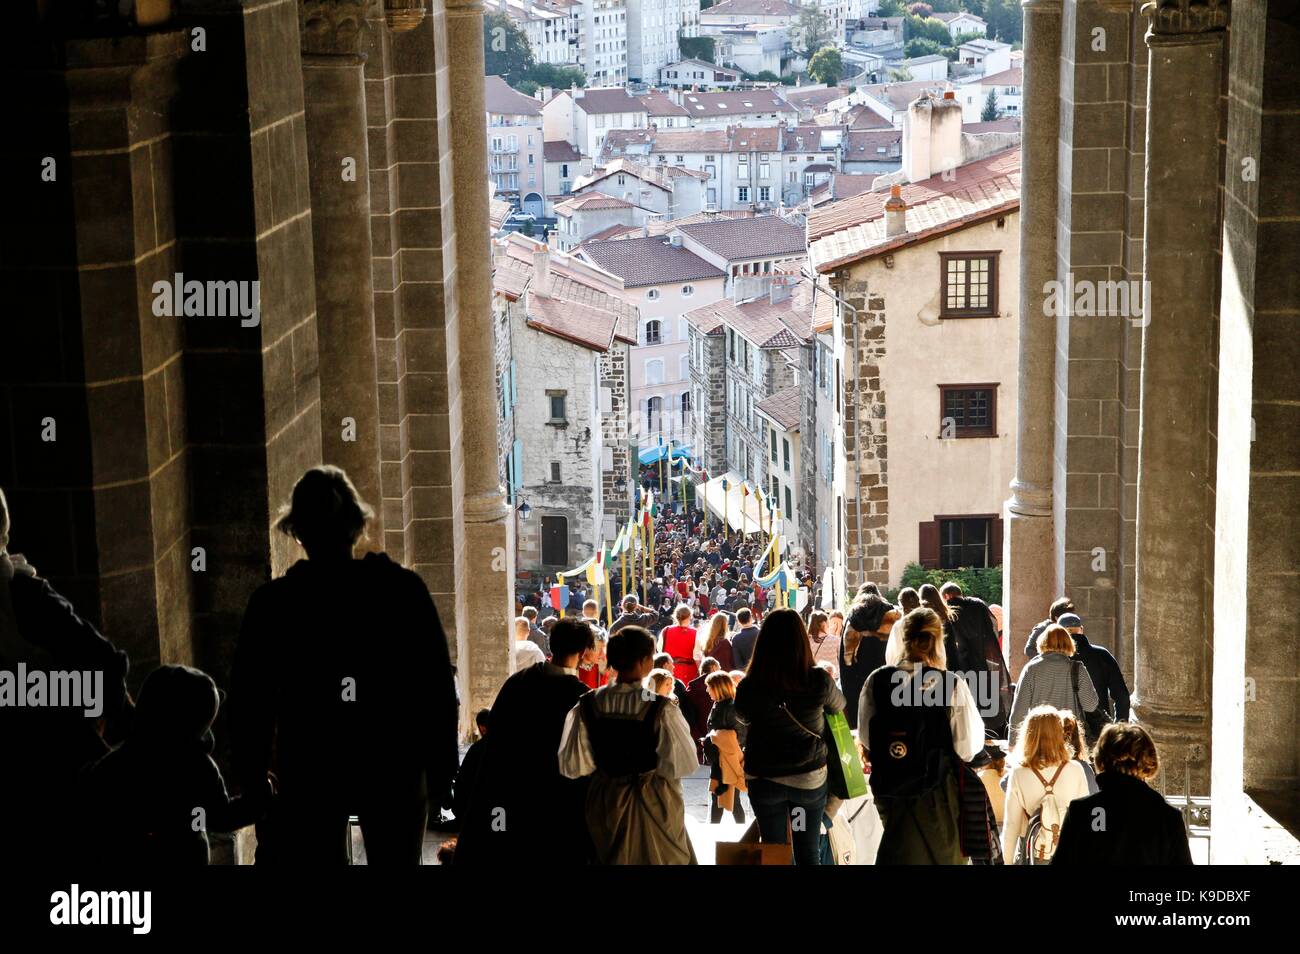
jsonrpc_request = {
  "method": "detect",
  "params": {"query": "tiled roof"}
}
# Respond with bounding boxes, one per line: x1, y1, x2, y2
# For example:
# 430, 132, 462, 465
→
780, 86, 846, 110
685, 287, 813, 351
554, 193, 635, 216
846, 104, 895, 129
573, 87, 647, 114
843, 128, 902, 159
489, 197, 514, 231
645, 127, 731, 154
755, 386, 802, 430
579, 158, 674, 193
727, 125, 782, 152
933, 11, 985, 22
804, 163, 835, 173
704, 0, 801, 15
860, 80, 953, 112
495, 234, 639, 342
809, 173, 878, 206
637, 89, 691, 117
974, 68, 1023, 87
680, 89, 793, 118
581, 237, 726, 288
678, 214, 807, 263
583, 223, 642, 242
484, 75, 542, 116
526, 292, 620, 351
782, 125, 841, 152
543, 139, 582, 162
807, 148, 1021, 272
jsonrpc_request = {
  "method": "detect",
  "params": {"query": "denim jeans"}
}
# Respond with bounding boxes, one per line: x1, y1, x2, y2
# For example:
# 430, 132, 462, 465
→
747, 776, 829, 865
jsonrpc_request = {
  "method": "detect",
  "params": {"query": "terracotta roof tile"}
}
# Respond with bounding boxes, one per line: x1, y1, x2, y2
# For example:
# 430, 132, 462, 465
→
484, 75, 543, 116
525, 292, 620, 351
678, 214, 806, 262
755, 386, 802, 430
543, 139, 582, 162
581, 237, 726, 288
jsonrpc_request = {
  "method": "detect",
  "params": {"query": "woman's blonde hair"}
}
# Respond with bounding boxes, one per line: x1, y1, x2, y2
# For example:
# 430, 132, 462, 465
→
705, 670, 736, 700
703, 612, 730, 654
648, 669, 674, 694
1013, 705, 1071, 770
674, 603, 693, 623
1036, 624, 1076, 656
900, 607, 947, 669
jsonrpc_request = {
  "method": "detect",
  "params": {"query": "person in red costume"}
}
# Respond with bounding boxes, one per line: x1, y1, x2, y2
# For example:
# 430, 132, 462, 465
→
658, 604, 702, 684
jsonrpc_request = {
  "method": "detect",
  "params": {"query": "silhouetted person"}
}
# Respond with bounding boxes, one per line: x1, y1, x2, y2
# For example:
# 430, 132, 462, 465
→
0, 486, 131, 864
82, 665, 269, 865
232, 466, 459, 865
455, 618, 596, 865
449, 709, 492, 831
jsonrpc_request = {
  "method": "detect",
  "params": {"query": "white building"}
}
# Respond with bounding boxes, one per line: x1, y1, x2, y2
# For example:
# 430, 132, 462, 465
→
957, 38, 1012, 75
577, 0, 629, 87
932, 10, 987, 39
544, 86, 647, 158
895, 53, 949, 82
660, 58, 742, 88
574, 158, 708, 219
957, 67, 1024, 123
626, 0, 694, 83
714, 24, 789, 77
490, 0, 579, 69
542, 138, 590, 214
578, 236, 729, 455
485, 75, 546, 213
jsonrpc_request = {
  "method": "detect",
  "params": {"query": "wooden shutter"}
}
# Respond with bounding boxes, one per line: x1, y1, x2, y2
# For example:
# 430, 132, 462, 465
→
991, 515, 1004, 567
918, 520, 940, 570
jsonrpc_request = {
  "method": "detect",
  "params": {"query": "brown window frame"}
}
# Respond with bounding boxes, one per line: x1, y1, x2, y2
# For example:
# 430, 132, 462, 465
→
939, 383, 998, 438
939, 251, 1000, 318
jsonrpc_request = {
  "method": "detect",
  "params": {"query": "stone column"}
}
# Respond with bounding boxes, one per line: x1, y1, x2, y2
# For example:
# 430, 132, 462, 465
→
1003, 0, 1062, 679
1131, 0, 1228, 793
445, 0, 515, 728
300, 0, 384, 544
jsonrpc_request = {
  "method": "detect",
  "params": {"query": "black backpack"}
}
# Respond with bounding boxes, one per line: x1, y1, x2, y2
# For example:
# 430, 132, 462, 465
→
867, 665, 957, 799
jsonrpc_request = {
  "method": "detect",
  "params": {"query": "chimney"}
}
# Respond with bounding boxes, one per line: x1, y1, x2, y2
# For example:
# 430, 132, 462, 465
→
669, 234, 683, 247
533, 243, 551, 297
492, 238, 509, 273
769, 273, 793, 305
902, 90, 963, 183
884, 184, 907, 237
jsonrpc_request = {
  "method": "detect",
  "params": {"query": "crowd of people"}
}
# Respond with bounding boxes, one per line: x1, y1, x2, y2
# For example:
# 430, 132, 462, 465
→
0, 465, 1192, 866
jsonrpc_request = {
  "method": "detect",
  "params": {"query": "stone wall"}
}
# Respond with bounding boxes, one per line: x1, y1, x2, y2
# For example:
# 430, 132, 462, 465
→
837, 280, 889, 590
598, 342, 633, 527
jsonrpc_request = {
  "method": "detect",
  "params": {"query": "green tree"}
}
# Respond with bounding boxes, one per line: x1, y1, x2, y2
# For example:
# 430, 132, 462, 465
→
984, 0, 1024, 43
893, 563, 1004, 606
797, 6, 833, 54
887, 66, 914, 82
981, 88, 1000, 121
679, 35, 716, 63
877, 0, 907, 15
526, 62, 586, 90
807, 46, 843, 86
754, 69, 781, 82
905, 14, 954, 46
483, 12, 533, 85
904, 37, 945, 58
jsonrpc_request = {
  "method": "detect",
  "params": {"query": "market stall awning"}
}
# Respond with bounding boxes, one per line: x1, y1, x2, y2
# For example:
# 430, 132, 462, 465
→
638, 444, 693, 466
699, 472, 787, 542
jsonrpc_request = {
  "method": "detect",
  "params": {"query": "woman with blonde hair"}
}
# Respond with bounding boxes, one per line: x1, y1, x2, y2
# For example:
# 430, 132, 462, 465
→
1001, 706, 1090, 864
859, 608, 984, 864
701, 611, 735, 672
1006, 625, 1101, 745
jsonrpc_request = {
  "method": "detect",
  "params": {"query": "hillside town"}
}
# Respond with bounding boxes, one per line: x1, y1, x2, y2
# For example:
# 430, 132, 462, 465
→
485, 0, 1024, 606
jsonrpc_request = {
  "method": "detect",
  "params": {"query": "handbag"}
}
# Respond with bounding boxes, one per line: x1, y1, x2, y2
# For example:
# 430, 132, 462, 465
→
1070, 659, 1111, 746
778, 704, 866, 799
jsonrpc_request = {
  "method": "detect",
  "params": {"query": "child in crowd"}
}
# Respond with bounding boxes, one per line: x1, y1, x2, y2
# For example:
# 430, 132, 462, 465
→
701, 671, 747, 824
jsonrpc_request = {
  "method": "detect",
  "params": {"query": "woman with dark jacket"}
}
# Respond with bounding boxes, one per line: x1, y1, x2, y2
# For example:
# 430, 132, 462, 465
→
1052, 723, 1192, 865
735, 609, 845, 865
232, 466, 460, 866
839, 593, 900, 728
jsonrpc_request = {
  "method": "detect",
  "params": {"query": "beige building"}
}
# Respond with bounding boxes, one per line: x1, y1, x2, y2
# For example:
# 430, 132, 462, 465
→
808, 92, 1020, 595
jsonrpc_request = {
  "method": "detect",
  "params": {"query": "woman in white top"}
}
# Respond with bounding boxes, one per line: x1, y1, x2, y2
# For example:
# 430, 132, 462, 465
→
1001, 705, 1090, 864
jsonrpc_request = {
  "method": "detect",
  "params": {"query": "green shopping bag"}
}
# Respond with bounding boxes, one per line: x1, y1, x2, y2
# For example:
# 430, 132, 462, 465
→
825, 710, 868, 799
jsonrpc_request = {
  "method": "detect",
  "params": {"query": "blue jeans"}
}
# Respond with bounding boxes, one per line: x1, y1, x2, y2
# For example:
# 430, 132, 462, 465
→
747, 777, 829, 866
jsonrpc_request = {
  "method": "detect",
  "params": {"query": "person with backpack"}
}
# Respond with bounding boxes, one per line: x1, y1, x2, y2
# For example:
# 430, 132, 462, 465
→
859, 608, 986, 864
734, 609, 846, 865
1001, 706, 1091, 864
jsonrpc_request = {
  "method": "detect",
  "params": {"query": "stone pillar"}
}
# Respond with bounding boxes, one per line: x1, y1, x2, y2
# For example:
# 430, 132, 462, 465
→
1003, 0, 1062, 679
1131, 0, 1228, 793
300, 0, 384, 544
445, 0, 515, 728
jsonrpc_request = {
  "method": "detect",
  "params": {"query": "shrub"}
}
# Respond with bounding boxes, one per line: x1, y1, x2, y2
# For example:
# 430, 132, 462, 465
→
893, 562, 1004, 606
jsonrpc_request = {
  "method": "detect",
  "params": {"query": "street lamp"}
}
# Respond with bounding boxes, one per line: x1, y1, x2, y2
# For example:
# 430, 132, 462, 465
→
517, 500, 532, 521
